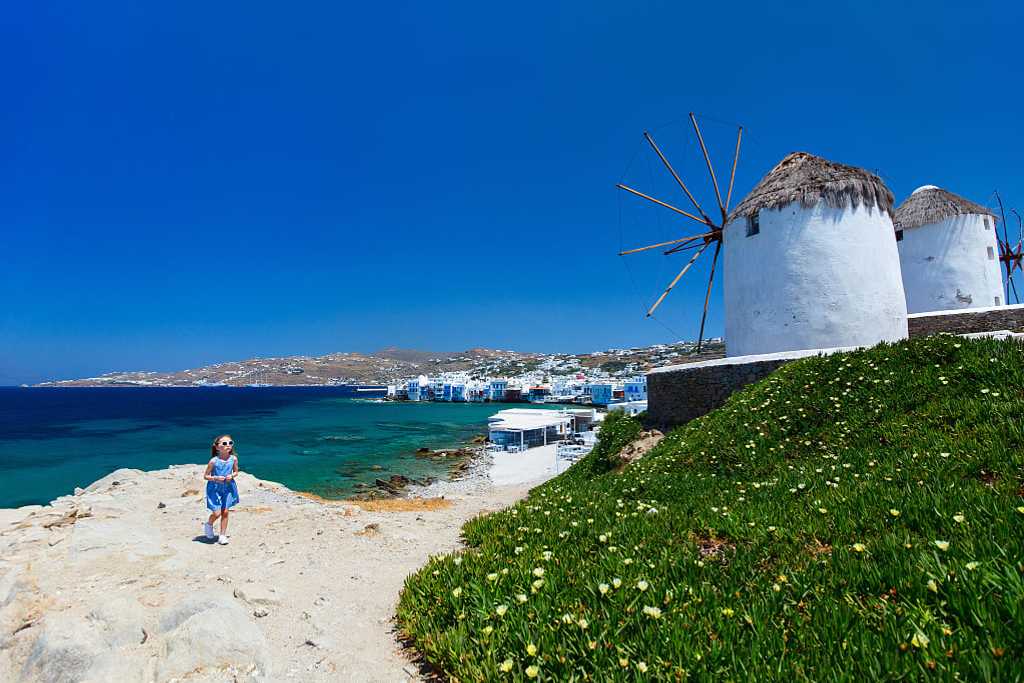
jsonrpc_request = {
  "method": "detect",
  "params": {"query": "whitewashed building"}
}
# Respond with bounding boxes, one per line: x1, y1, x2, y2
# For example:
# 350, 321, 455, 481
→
894, 185, 1003, 312
723, 152, 908, 357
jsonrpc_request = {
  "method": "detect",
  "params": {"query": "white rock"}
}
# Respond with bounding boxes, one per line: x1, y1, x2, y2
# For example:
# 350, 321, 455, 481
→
157, 593, 269, 681
233, 585, 281, 606
83, 468, 145, 493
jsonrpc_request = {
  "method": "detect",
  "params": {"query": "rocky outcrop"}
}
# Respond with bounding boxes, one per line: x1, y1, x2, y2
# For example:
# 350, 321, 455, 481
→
616, 430, 664, 467
0, 462, 536, 682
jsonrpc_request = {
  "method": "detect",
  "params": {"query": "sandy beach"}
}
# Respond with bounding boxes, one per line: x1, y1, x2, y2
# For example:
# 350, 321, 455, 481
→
0, 452, 559, 682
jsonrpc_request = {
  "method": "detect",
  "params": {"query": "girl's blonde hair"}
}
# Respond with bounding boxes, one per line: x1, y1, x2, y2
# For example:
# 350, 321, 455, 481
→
211, 434, 237, 459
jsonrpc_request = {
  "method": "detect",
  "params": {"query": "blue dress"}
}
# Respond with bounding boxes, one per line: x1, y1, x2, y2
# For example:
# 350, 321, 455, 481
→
206, 455, 239, 511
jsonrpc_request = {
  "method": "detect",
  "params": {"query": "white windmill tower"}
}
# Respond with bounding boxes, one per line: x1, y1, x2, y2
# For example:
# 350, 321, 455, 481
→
722, 152, 908, 356
617, 124, 908, 357
893, 186, 1003, 312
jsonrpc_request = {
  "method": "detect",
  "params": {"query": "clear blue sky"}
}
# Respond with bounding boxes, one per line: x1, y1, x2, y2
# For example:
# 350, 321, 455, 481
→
3, 1, 1022, 385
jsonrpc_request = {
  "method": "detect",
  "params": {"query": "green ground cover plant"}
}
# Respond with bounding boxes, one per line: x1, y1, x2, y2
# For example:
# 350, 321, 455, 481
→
397, 336, 1024, 681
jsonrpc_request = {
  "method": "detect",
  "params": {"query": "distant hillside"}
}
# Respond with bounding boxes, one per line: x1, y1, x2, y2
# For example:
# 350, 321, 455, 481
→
34, 340, 724, 387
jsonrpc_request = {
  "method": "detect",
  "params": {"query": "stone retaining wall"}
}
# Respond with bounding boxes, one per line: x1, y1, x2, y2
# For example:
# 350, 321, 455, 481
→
648, 305, 1024, 430
908, 303, 1024, 337
645, 347, 853, 429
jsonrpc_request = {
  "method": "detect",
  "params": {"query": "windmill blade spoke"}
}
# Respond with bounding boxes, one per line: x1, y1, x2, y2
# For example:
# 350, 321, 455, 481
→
617, 184, 711, 226
664, 238, 712, 255
724, 126, 743, 215
643, 131, 712, 224
619, 232, 715, 256
696, 240, 722, 352
1012, 209, 1022, 251
690, 113, 726, 224
1009, 274, 1020, 304
646, 241, 711, 317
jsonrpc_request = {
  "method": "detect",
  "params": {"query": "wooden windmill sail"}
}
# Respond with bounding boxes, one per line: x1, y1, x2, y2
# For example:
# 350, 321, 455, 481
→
994, 191, 1024, 304
616, 113, 742, 351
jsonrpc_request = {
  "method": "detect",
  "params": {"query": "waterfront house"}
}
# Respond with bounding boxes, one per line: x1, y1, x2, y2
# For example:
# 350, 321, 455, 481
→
487, 409, 573, 450
608, 400, 648, 417
407, 380, 423, 402
589, 383, 614, 406
527, 385, 551, 403
624, 376, 647, 402
490, 379, 508, 402
451, 383, 468, 402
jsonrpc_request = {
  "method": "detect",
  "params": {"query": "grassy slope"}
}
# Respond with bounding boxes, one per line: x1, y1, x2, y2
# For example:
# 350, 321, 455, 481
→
397, 336, 1024, 681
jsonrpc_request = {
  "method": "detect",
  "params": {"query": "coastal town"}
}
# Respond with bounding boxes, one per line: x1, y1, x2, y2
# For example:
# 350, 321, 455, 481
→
31, 339, 725, 399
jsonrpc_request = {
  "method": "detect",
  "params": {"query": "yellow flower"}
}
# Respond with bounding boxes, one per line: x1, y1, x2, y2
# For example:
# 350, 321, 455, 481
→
772, 583, 781, 592
852, 543, 866, 553
637, 580, 649, 592
1017, 506, 1024, 514
952, 514, 965, 524
721, 607, 735, 618
531, 579, 544, 591
451, 587, 462, 598
966, 561, 980, 571
619, 658, 629, 668
526, 643, 537, 656
516, 594, 528, 603
453, 557, 462, 565
526, 665, 539, 678
927, 579, 938, 593
889, 509, 900, 517
499, 658, 514, 673
934, 540, 950, 551
561, 613, 573, 624
642, 605, 662, 619
532, 567, 545, 578
598, 583, 609, 595
487, 573, 499, 582
578, 618, 589, 629
637, 661, 649, 673
483, 625, 494, 635
496, 604, 508, 616
612, 578, 622, 589
911, 631, 929, 648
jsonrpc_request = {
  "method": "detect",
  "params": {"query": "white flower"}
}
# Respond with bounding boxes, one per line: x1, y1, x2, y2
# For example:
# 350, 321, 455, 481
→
636, 580, 649, 592
642, 605, 662, 619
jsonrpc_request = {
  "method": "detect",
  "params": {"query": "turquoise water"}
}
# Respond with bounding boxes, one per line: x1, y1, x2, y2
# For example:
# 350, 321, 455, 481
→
0, 387, 561, 508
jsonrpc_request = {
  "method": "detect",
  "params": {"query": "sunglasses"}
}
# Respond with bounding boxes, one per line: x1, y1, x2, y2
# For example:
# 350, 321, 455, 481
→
219, 440, 234, 446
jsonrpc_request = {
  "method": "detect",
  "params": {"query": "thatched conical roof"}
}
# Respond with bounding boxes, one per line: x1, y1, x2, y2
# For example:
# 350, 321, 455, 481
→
893, 185, 995, 230
728, 152, 894, 223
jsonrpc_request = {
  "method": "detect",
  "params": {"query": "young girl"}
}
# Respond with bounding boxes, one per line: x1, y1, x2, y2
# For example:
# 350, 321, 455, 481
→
203, 434, 240, 545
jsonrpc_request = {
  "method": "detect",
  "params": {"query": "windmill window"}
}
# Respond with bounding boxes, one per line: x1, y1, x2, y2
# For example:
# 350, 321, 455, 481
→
995, 296, 1001, 306
987, 246, 995, 260
746, 213, 760, 237
983, 216, 991, 230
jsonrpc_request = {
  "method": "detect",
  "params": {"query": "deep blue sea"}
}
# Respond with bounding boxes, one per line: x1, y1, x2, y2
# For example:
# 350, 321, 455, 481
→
0, 387, 538, 508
